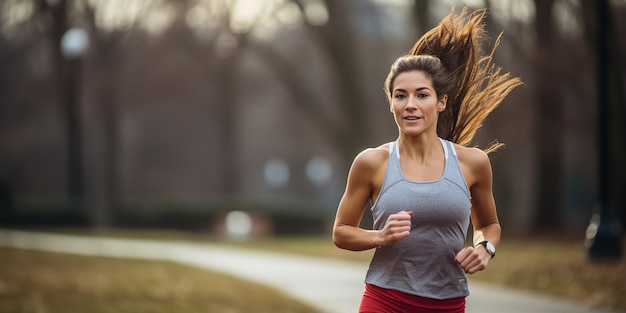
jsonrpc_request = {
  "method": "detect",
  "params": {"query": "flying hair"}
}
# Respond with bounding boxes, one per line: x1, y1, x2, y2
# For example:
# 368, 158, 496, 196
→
409, 7, 523, 153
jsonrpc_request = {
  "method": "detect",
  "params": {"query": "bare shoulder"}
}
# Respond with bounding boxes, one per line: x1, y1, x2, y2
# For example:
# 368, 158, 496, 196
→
453, 144, 492, 186
454, 145, 490, 169
352, 143, 390, 171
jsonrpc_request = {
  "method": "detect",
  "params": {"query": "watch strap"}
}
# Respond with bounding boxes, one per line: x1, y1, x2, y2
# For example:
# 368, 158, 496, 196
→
476, 240, 496, 259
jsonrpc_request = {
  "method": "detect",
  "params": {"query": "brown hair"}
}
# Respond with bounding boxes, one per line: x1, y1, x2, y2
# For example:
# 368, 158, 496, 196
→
384, 55, 452, 102
384, 8, 523, 153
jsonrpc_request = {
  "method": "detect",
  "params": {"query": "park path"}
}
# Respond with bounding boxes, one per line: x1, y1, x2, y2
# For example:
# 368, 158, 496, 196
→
0, 229, 619, 313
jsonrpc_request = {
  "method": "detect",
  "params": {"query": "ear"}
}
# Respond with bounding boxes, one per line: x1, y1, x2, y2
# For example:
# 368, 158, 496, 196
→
437, 94, 447, 112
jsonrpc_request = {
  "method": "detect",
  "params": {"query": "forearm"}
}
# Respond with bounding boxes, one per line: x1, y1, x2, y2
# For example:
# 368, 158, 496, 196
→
333, 224, 382, 251
473, 222, 501, 247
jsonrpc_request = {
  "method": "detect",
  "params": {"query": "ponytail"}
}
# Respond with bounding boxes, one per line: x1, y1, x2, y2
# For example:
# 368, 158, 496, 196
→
409, 8, 522, 153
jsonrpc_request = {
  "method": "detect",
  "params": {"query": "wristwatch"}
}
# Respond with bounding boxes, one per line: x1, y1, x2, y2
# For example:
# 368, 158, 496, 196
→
476, 240, 496, 259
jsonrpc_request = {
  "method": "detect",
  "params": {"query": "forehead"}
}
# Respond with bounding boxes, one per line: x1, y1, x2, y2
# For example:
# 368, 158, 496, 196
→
393, 70, 434, 90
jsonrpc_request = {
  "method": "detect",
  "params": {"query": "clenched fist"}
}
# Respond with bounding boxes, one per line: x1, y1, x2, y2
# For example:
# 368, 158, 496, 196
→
454, 246, 491, 274
377, 211, 413, 247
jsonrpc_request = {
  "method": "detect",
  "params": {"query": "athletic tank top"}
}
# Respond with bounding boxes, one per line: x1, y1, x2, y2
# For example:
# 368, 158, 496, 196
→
364, 138, 472, 300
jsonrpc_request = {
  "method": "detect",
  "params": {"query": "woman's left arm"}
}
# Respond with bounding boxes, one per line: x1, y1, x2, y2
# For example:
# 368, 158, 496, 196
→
454, 147, 501, 274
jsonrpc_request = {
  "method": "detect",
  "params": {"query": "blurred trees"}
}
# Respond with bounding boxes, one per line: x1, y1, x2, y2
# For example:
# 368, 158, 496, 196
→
532, 0, 564, 231
0, 0, 624, 234
580, 0, 626, 243
258, 0, 371, 163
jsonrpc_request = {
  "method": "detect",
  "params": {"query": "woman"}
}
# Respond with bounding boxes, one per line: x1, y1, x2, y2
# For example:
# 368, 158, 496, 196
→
332, 8, 522, 313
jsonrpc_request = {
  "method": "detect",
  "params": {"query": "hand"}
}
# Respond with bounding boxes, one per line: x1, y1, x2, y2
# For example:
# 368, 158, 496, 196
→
377, 211, 412, 246
454, 246, 490, 274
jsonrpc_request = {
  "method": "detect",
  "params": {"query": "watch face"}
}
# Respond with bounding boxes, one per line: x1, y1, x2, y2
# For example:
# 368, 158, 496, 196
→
486, 242, 495, 254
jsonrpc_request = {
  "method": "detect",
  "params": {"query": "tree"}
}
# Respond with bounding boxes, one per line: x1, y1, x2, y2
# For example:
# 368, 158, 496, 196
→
34, 0, 184, 227
580, 0, 624, 260
35, 0, 80, 204
532, 0, 564, 231
412, 0, 431, 36
252, 0, 390, 169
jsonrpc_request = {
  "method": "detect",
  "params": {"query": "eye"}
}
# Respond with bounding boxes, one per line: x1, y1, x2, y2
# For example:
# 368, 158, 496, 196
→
417, 93, 429, 98
394, 94, 406, 100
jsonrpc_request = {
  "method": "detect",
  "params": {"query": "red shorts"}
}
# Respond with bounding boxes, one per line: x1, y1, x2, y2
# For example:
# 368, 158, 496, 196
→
359, 283, 466, 313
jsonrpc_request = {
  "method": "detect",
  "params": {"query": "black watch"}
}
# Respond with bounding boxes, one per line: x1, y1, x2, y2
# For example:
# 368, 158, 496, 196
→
476, 240, 496, 259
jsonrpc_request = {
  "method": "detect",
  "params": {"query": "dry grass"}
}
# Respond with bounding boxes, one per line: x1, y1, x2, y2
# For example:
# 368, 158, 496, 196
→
470, 240, 626, 312
173, 233, 626, 312
0, 247, 320, 313
17, 228, 626, 312
236, 235, 626, 312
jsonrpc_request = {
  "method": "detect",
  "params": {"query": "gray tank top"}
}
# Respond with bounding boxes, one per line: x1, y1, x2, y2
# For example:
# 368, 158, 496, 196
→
364, 138, 472, 300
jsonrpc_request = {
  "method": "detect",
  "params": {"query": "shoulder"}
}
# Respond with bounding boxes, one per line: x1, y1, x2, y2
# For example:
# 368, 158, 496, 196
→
453, 144, 493, 185
454, 144, 490, 169
351, 143, 390, 171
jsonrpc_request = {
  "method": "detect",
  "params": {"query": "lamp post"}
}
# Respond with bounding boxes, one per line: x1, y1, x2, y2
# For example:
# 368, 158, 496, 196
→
60, 28, 89, 207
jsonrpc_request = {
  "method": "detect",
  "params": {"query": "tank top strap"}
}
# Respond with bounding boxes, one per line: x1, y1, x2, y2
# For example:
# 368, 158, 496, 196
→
390, 140, 399, 159
440, 137, 450, 161
441, 139, 471, 199
386, 141, 403, 181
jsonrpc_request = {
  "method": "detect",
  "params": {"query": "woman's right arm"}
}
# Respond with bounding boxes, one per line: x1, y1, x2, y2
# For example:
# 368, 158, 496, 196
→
332, 149, 412, 251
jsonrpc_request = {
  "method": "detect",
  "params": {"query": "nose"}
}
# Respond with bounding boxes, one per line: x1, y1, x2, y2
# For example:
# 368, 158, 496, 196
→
406, 95, 418, 110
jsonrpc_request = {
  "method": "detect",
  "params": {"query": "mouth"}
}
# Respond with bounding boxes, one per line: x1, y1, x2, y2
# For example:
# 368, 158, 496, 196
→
404, 116, 421, 121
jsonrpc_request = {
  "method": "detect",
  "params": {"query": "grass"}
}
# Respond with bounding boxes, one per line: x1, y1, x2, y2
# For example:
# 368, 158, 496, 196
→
470, 239, 626, 312
0, 247, 320, 313
206, 233, 626, 312
5, 228, 626, 312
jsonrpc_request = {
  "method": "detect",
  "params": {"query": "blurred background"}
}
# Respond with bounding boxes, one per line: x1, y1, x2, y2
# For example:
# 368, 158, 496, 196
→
0, 0, 625, 240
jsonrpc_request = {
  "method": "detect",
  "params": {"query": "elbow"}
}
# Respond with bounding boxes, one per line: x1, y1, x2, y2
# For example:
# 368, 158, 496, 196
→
333, 224, 371, 251
333, 237, 342, 249
333, 238, 353, 251
333, 237, 350, 250
332, 228, 343, 249
492, 222, 502, 236
332, 225, 350, 250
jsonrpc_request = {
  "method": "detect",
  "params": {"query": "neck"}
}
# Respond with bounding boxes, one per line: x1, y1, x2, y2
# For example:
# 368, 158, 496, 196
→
397, 134, 442, 164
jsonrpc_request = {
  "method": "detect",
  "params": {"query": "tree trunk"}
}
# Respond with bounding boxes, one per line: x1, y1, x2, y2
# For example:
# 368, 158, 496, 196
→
412, 0, 430, 36
216, 52, 240, 195
580, 0, 624, 260
532, 0, 564, 231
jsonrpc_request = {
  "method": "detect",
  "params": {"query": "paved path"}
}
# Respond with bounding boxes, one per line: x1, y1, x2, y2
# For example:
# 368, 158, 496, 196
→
0, 229, 619, 313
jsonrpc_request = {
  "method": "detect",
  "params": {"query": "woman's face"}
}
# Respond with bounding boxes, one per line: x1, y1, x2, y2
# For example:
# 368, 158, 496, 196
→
389, 70, 446, 137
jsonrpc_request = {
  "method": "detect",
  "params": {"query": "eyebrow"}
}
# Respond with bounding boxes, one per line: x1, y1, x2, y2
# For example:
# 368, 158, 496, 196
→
393, 86, 432, 93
